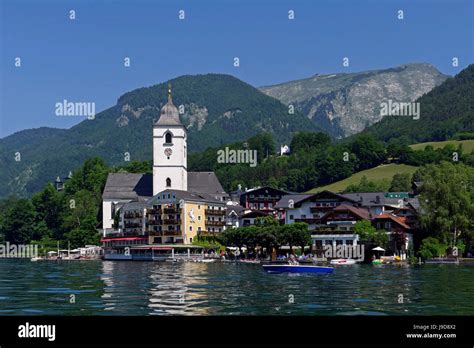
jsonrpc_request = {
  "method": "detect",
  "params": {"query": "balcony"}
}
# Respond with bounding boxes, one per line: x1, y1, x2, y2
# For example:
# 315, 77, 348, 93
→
150, 231, 181, 236
205, 220, 225, 226
164, 208, 179, 214
147, 219, 162, 225
250, 196, 280, 202
310, 206, 334, 213
124, 212, 143, 218
124, 222, 142, 228
294, 218, 320, 224
148, 208, 162, 215
205, 209, 226, 215
163, 219, 181, 225
105, 231, 147, 238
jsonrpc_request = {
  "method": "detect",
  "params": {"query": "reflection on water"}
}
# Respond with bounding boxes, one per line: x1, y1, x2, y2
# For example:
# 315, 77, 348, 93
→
0, 259, 473, 315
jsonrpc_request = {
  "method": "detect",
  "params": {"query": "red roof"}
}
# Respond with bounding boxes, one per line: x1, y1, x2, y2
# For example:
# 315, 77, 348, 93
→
373, 213, 411, 229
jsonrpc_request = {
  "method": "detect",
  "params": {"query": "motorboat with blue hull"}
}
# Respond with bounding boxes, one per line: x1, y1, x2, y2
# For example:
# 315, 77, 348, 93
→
263, 264, 334, 274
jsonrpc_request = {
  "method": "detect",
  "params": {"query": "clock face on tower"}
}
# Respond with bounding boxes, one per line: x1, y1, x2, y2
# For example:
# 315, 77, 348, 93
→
164, 148, 173, 157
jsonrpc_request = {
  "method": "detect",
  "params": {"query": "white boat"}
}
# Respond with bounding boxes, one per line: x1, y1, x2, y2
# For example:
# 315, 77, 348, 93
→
30, 257, 43, 262
330, 259, 356, 265
195, 259, 216, 263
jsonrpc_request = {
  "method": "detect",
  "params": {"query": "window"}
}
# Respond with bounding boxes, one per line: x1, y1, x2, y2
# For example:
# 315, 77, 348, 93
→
289, 215, 294, 220
385, 222, 391, 230
189, 226, 192, 231
190, 238, 192, 243
198, 216, 201, 221
198, 227, 201, 231
198, 205, 201, 209
301, 215, 306, 219
166, 178, 171, 187
165, 132, 172, 144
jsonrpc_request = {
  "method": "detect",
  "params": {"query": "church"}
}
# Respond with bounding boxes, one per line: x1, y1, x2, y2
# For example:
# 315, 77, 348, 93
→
101, 85, 227, 244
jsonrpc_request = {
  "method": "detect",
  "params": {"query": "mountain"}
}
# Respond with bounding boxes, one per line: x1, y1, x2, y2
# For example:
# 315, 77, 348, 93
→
260, 63, 448, 138
0, 74, 322, 197
363, 64, 474, 143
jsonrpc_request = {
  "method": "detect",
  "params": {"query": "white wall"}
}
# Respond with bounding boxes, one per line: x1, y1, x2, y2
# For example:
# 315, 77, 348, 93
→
153, 125, 187, 195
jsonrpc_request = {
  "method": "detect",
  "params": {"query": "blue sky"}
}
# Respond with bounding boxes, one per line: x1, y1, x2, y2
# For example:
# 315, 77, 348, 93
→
0, 0, 472, 137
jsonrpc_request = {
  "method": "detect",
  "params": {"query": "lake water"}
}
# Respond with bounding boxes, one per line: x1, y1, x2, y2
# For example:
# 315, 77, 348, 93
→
0, 259, 473, 315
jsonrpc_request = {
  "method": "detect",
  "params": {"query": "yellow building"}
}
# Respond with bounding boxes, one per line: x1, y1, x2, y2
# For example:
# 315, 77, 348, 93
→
146, 189, 226, 245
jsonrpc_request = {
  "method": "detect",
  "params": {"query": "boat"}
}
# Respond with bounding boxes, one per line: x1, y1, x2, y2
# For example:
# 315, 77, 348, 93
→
30, 257, 43, 262
330, 258, 356, 265
263, 264, 333, 274
195, 259, 216, 263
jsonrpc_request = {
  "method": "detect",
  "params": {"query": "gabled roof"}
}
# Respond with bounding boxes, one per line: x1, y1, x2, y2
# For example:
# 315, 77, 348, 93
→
342, 192, 386, 206
226, 203, 245, 216
372, 213, 411, 230
274, 194, 313, 208
240, 211, 268, 218
322, 204, 371, 221
240, 186, 290, 196
275, 190, 357, 209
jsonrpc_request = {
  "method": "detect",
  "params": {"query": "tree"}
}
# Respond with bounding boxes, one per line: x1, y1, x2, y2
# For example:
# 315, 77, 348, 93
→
416, 162, 474, 249
1, 198, 36, 244
31, 183, 63, 238
345, 176, 390, 193
389, 173, 412, 192
354, 220, 376, 241
354, 220, 388, 249
350, 134, 386, 170
290, 132, 331, 153
291, 223, 312, 254
419, 237, 448, 259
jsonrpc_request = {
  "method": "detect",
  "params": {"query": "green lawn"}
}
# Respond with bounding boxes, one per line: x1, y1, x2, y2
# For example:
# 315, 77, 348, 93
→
307, 164, 418, 193
410, 139, 474, 153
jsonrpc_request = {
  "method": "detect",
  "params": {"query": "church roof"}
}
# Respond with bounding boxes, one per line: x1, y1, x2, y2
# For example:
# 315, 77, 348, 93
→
102, 173, 153, 200
187, 172, 226, 195
102, 172, 226, 200
155, 85, 183, 126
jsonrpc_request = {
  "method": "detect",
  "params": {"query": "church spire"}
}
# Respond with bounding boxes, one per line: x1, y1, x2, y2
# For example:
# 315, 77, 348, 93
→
155, 81, 182, 126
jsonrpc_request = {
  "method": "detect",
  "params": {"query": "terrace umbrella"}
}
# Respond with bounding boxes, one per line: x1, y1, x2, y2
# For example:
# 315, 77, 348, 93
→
372, 246, 385, 259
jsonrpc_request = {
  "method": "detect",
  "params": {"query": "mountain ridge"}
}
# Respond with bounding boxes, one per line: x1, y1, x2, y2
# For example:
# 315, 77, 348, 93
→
259, 63, 449, 137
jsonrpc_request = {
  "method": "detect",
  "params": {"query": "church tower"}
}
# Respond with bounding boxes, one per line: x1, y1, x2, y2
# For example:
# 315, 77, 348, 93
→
153, 84, 187, 195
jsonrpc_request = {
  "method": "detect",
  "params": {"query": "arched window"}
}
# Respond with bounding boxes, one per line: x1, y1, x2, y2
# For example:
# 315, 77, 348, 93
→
166, 178, 171, 187
165, 132, 172, 144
